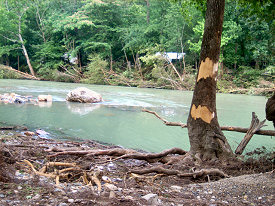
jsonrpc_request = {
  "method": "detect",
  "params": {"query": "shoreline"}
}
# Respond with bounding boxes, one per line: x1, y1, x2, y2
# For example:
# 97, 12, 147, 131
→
0, 128, 274, 205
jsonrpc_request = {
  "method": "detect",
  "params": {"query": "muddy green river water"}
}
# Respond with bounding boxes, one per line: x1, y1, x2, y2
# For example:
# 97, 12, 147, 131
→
0, 79, 274, 153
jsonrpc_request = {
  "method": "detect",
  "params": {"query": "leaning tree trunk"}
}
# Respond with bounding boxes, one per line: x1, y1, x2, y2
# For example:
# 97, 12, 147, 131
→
187, 0, 233, 161
18, 15, 35, 77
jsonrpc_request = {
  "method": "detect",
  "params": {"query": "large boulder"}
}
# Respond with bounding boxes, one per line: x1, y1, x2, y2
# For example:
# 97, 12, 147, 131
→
66, 87, 102, 103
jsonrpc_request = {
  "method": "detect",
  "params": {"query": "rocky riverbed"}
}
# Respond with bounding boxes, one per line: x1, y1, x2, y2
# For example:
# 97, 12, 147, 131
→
0, 129, 274, 206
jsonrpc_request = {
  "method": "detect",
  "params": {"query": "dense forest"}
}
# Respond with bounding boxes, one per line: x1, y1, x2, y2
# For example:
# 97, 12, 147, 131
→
0, 0, 274, 91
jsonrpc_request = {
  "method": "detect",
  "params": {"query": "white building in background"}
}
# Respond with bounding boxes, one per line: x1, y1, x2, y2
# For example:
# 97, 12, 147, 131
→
156, 52, 185, 62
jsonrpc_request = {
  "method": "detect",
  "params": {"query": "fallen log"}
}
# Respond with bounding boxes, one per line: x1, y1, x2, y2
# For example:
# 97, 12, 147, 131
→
142, 109, 275, 136
0, 64, 40, 80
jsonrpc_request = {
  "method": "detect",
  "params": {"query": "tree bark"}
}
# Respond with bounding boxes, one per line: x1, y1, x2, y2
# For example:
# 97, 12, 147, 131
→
18, 15, 35, 77
187, 0, 234, 161
145, 0, 150, 24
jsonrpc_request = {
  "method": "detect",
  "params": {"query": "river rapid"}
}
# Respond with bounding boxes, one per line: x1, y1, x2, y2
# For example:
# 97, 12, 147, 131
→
0, 79, 274, 153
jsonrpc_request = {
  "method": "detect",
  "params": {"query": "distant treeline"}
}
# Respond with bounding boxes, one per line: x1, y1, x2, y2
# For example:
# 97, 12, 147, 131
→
0, 0, 274, 89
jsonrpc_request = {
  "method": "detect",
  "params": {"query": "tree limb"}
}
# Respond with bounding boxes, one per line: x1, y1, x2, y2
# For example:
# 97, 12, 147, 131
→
235, 112, 267, 154
142, 109, 275, 136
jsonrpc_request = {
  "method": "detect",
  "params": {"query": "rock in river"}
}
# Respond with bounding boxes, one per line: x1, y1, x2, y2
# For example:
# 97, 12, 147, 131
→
66, 87, 102, 103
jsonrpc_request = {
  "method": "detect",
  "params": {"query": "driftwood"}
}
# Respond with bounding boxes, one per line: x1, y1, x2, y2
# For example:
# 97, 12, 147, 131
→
235, 113, 266, 155
142, 109, 275, 136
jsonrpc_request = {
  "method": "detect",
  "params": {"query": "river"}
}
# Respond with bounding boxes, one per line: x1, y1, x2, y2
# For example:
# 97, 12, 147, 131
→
0, 79, 274, 153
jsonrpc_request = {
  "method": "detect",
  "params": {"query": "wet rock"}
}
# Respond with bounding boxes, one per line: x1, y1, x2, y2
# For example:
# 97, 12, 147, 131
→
0, 93, 35, 104
38, 95, 52, 102
66, 87, 102, 103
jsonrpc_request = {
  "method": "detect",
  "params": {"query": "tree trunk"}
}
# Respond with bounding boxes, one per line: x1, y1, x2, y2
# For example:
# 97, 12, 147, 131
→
18, 14, 35, 77
187, 0, 233, 161
145, 0, 150, 24
18, 34, 35, 76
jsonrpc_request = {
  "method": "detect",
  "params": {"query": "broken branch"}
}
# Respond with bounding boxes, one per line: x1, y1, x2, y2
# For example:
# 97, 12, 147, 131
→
142, 109, 275, 136
235, 112, 266, 155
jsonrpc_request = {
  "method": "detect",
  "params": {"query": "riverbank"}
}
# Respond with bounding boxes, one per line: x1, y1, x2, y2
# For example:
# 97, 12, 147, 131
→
1, 128, 274, 205
1, 65, 274, 97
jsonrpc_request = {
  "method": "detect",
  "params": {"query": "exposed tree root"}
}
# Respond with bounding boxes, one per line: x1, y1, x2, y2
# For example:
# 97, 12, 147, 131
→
131, 166, 229, 178
22, 159, 104, 191
47, 147, 187, 163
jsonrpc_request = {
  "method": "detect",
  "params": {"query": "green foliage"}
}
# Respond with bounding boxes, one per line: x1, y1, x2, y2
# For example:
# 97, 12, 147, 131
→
81, 54, 108, 84
0, 68, 20, 79
233, 66, 262, 88
0, 0, 273, 90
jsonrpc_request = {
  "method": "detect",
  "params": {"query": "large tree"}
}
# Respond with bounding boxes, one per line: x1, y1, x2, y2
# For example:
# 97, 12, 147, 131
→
0, 0, 35, 76
187, 0, 234, 161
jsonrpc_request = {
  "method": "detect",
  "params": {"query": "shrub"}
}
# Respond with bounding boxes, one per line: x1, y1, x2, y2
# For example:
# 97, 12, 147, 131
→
81, 54, 109, 84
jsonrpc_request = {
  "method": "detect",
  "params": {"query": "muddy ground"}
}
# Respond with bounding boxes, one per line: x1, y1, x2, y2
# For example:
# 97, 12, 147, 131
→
0, 129, 274, 206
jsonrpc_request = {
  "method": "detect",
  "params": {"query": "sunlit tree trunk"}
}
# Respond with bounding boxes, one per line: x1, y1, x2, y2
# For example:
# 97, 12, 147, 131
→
187, 0, 233, 161
18, 17, 35, 76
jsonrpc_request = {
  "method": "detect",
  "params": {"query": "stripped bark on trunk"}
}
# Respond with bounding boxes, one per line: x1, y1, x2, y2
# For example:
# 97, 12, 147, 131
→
187, 0, 234, 161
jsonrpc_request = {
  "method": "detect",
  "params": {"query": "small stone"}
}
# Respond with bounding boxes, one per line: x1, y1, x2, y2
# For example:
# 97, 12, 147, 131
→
142, 193, 158, 205
258, 197, 262, 200
17, 186, 22, 190
25, 131, 35, 136
33, 194, 41, 200
109, 191, 116, 199
38, 95, 52, 102
170, 185, 182, 191
68, 199, 74, 203
59, 203, 68, 206
104, 183, 117, 191
0, 194, 5, 198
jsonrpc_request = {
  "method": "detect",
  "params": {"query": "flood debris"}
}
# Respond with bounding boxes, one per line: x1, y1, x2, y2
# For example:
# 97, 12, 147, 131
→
0, 128, 274, 205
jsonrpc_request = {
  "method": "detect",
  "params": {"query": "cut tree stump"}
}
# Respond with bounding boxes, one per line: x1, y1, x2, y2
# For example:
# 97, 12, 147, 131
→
235, 112, 266, 155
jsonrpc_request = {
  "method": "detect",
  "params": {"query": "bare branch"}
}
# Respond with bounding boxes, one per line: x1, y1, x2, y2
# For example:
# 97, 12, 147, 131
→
142, 109, 275, 136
